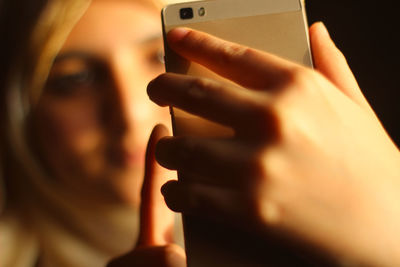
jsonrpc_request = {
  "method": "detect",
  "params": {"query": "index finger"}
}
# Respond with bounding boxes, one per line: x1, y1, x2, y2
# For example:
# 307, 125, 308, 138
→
166, 28, 295, 89
136, 124, 175, 247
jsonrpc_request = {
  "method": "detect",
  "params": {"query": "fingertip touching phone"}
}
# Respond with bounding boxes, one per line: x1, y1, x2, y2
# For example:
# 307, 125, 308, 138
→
162, 0, 317, 266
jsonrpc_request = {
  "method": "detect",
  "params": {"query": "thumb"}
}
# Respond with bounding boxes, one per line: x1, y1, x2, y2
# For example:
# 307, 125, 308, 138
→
310, 22, 371, 111
136, 124, 175, 247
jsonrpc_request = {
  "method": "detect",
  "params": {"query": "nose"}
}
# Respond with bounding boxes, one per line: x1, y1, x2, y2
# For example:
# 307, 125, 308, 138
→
103, 50, 169, 146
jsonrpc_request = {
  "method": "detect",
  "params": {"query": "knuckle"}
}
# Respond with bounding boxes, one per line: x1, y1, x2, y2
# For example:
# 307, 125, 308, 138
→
285, 66, 309, 86
189, 77, 208, 90
241, 154, 269, 191
187, 78, 213, 100
246, 180, 284, 228
264, 68, 320, 140
256, 198, 283, 227
241, 154, 286, 229
182, 28, 197, 42
189, 78, 208, 91
246, 155, 267, 181
219, 44, 252, 65
250, 102, 273, 124
185, 29, 209, 47
246, 101, 282, 140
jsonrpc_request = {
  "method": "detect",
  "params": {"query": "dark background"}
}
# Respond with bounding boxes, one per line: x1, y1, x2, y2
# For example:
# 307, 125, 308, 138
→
306, 1, 400, 147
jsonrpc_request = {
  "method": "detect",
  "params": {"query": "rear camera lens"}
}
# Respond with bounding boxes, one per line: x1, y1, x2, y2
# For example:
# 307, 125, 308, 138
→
180, 8, 193, 20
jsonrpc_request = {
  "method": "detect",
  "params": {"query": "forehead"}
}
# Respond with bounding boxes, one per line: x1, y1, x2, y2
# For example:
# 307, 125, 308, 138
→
60, 0, 161, 53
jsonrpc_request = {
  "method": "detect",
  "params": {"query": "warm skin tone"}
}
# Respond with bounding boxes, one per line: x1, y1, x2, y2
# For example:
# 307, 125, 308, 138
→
146, 23, 400, 266
107, 125, 185, 267
29, 1, 184, 265
30, 0, 170, 206
28, 1, 400, 265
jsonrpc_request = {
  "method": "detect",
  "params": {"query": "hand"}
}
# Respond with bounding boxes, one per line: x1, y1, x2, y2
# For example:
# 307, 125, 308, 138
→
147, 23, 400, 266
107, 125, 185, 267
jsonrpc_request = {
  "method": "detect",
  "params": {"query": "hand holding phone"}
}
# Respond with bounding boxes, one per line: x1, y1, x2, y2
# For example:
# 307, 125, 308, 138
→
150, 2, 400, 265
159, 0, 319, 266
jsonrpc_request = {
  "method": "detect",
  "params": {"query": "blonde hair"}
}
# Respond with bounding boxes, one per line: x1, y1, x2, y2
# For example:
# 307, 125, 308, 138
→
1, 0, 91, 219
2, 0, 165, 218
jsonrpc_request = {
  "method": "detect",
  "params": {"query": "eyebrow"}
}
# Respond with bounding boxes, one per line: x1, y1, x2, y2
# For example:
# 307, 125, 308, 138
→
137, 33, 163, 46
53, 34, 163, 62
53, 51, 95, 63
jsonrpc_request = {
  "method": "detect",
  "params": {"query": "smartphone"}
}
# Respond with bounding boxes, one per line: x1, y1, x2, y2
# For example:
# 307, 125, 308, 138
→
162, 0, 318, 266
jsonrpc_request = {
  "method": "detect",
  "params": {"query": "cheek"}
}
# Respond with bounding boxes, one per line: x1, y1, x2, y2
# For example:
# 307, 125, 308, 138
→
33, 98, 104, 160
158, 106, 172, 129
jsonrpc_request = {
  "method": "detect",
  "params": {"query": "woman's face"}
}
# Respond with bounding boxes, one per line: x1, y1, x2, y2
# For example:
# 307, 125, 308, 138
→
30, 0, 169, 206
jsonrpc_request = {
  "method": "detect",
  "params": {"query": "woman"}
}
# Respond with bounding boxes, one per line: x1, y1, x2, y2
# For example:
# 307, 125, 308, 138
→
2, 0, 400, 267
1, 0, 184, 266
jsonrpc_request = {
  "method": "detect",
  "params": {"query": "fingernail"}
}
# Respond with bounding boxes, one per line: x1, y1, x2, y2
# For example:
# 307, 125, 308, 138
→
318, 21, 331, 38
167, 27, 190, 43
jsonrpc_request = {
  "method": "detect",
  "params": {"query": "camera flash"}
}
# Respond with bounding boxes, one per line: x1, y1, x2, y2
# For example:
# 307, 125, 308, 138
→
198, 7, 205, 16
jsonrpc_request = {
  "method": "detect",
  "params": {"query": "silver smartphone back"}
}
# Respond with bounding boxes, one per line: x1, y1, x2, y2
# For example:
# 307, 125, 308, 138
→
162, 0, 316, 266
163, 0, 312, 138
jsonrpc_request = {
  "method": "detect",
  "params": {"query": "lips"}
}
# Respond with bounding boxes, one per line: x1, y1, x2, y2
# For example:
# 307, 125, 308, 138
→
123, 149, 145, 166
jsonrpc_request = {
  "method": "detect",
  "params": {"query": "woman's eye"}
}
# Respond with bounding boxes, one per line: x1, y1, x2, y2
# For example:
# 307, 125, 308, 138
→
46, 69, 95, 96
149, 49, 164, 66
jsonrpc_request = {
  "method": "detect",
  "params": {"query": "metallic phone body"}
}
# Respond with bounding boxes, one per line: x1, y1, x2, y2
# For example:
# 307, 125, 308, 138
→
162, 0, 314, 266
